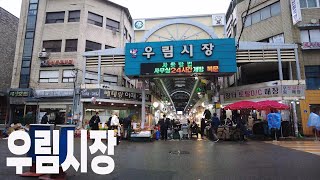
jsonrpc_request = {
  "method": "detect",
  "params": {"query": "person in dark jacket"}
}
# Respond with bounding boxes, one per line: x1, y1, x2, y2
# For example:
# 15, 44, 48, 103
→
203, 109, 212, 120
123, 116, 132, 139
89, 112, 100, 130
158, 115, 168, 140
201, 118, 206, 139
41, 113, 49, 124
211, 113, 220, 142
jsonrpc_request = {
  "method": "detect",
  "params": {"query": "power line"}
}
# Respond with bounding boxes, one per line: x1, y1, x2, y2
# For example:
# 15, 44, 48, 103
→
237, 0, 252, 49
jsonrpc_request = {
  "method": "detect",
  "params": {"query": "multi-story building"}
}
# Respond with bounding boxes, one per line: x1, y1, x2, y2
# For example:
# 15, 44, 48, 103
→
0, 7, 19, 125
10, 0, 133, 124
226, 0, 320, 136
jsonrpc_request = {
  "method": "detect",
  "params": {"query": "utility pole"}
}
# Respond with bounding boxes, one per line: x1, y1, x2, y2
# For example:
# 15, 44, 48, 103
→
72, 68, 79, 125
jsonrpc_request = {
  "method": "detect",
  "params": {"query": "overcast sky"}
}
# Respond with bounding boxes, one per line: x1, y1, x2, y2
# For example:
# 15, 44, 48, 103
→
0, 0, 231, 18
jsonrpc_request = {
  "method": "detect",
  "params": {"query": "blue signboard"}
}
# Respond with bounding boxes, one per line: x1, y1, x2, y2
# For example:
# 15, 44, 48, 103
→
125, 38, 236, 77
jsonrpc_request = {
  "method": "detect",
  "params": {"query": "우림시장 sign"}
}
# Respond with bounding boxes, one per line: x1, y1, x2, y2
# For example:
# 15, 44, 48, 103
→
125, 38, 236, 77
141, 61, 219, 76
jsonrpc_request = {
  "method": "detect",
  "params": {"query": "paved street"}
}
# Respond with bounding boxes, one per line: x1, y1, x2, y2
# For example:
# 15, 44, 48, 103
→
1, 139, 320, 180
265, 140, 320, 156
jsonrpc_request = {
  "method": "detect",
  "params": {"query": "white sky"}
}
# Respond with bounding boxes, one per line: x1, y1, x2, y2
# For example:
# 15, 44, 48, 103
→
0, 0, 231, 18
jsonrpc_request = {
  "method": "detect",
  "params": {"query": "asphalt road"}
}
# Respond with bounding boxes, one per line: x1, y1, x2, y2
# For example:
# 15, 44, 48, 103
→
1, 139, 320, 180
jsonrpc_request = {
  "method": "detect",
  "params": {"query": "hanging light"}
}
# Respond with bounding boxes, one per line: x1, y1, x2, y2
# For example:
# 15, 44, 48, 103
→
134, 104, 138, 107
153, 102, 159, 108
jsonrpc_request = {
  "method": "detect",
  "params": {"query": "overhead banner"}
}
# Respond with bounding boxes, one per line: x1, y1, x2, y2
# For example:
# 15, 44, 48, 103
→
81, 89, 151, 102
125, 38, 236, 77
290, 0, 302, 25
223, 81, 306, 102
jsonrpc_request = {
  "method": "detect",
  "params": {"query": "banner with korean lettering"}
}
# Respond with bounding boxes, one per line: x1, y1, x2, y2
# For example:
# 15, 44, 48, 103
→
290, 0, 302, 25
125, 38, 236, 76
223, 85, 305, 102
81, 89, 151, 102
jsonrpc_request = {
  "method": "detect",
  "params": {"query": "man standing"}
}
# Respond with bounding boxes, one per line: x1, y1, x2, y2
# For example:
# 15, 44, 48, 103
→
201, 118, 206, 139
89, 112, 100, 130
41, 113, 49, 124
211, 113, 220, 142
159, 115, 168, 140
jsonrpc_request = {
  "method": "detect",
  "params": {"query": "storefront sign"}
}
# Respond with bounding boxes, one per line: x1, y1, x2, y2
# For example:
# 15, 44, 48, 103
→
81, 89, 151, 102
9, 89, 32, 97
41, 59, 74, 67
125, 38, 236, 77
290, 0, 302, 25
34, 89, 74, 98
301, 42, 320, 50
141, 61, 219, 75
223, 81, 305, 102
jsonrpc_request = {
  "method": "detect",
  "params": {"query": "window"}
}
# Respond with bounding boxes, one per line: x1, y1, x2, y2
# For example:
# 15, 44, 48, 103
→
305, 66, 320, 90
269, 33, 285, 43
46, 11, 65, 24
300, 30, 320, 42
106, 18, 120, 31
62, 70, 75, 83
251, 11, 261, 24
85, 71, 98, 84
39, 70, 59, 83
105, 45, 114, 49
261, 6, 271, 20
29, 4, 37, 10
23, 39, 34, 56
68, 10, 80, 22
43, 40, 62, 52
271, 2, 281, 16
244, 15, 251, 27
26, 31, 34, 39
85, 40, 101, 51
243, 2, 281, 27
26, 16, 36, 30
307, 0, 318, 7
301, 0, 320, 8
88, 12, 102, 27
103, 74, 118, 86
310, 30, 320, 42
65, 39, 78, 52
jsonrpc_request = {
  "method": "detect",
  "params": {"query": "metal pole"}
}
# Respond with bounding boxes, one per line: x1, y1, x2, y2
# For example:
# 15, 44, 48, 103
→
82, 56, 86, 83
289, 62, 293, 80
141, 80, 146, 129
292, 102, 299, 137
294, 48, 301, 80
277, 49, 283, 81
98, 55, 102, 85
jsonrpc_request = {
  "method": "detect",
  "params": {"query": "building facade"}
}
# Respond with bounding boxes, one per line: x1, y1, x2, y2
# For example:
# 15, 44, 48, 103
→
10, 0, 133, 124
0, 7, 19, 125
226, 0, 320, 135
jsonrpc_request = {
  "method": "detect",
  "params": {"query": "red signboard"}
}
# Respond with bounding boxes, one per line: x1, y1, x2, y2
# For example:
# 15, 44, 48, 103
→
41, 59, 74, 67
302, 42, 320, 50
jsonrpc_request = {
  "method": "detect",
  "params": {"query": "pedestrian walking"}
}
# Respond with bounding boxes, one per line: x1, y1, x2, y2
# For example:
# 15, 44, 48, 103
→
211, 113, 220, 142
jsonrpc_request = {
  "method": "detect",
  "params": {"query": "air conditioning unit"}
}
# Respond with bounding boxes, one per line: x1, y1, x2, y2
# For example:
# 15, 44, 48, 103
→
38, 51, 49, 58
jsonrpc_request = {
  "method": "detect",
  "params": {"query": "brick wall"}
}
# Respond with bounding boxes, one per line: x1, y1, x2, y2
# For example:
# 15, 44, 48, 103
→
0, 8, 18, 93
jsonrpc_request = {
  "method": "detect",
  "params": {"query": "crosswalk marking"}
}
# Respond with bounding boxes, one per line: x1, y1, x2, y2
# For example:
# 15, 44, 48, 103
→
265, 141, 320, 156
